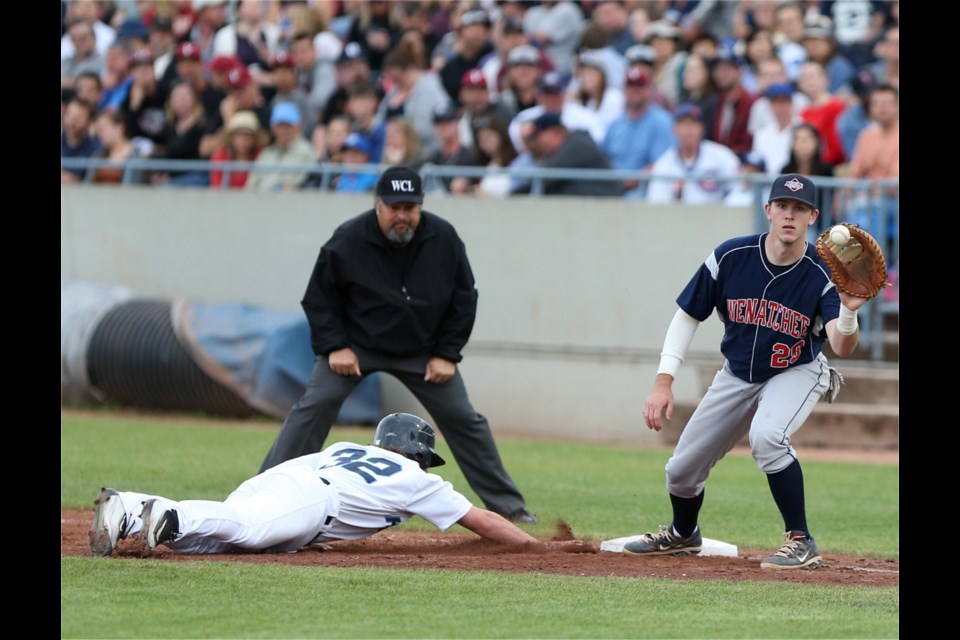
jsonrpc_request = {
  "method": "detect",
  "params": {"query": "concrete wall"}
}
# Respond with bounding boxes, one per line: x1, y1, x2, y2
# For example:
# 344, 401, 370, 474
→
61, 186, 754, 444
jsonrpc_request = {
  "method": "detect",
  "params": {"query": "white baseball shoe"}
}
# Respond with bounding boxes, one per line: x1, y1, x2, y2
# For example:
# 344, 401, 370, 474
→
89, 488, 131, 557
139, 499, 181, 550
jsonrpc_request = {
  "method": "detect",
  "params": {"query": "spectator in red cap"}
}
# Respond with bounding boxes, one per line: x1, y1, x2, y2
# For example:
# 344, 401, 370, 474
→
601, 66, 676, 198
457, 68, 513, 151
267, 51, 315, 140
206, 54, 241, 97
120, 48, 168, 150
199, 63, 270, 159
208, 54, 241, 75
174, 41, 225, 125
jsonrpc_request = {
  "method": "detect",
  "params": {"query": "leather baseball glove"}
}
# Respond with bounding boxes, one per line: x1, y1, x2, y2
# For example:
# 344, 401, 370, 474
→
815, 223, 890, 299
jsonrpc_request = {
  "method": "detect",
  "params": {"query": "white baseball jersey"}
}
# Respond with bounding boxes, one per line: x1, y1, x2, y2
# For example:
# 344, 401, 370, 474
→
646, 140, 743, 205
116, 443, 473, 554
305, 442, 473, 541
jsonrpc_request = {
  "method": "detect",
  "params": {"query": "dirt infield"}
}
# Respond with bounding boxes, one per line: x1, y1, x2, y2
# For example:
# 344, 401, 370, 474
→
62, 511, 898, 587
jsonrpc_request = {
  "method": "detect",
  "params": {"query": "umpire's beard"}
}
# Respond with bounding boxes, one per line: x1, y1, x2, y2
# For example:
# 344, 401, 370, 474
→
386, 227, 415, 246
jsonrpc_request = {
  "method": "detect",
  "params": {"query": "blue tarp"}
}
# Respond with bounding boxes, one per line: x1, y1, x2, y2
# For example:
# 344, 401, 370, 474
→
170, 300, 381, 424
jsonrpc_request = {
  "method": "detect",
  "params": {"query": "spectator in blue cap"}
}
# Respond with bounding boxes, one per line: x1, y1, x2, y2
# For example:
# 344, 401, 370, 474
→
246, 102, 315, 192
333, 133, 378, 194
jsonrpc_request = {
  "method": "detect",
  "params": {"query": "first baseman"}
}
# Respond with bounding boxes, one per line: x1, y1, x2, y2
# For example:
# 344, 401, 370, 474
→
624, 173, 868, 569
89, 413, 538, 556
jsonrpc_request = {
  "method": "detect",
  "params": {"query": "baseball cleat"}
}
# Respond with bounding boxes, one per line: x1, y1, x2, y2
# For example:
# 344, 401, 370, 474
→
139, 499, 181, 551
760, 531, 823, 570
622, 525, 702, 556
89, 487, 131, 557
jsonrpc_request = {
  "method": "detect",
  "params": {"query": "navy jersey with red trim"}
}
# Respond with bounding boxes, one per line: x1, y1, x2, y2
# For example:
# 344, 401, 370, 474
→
677, 233, 841, 383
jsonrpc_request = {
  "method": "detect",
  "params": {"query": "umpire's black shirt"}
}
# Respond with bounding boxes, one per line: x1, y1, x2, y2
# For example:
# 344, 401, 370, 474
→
301, 208, 478, 364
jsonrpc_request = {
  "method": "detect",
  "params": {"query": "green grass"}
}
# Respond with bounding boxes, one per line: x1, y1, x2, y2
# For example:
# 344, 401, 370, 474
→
61, 411, 899, 639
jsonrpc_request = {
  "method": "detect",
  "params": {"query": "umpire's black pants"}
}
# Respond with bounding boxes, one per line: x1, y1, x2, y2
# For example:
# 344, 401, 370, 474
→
259, 356, 528, 516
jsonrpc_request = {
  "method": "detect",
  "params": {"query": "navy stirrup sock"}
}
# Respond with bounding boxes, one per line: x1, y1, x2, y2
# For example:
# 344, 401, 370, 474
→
767, 459, 809, 536
670, 490, 704, 538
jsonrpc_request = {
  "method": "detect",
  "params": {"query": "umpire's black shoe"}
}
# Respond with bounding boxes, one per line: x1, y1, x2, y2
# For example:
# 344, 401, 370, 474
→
505, 508, 538, 525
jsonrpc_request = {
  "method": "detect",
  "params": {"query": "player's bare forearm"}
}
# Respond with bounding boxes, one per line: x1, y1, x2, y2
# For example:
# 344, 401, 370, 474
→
827, 292, 869, 357
457, 507, 538, 544
826, 319, 860, 357
643, 375, 675, 432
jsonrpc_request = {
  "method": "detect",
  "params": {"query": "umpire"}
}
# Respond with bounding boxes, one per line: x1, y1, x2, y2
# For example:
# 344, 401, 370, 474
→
259, 166, 536, 524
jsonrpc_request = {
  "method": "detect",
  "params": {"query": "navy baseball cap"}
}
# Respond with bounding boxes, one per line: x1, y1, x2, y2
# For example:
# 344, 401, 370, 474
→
532, 111, 563, 132
538, 71, 566, 93
432, 101, 461, 123
673, 103, 704, 123
338, 41, 368, 65
376, 166, 424, 204
768, 173, 817, 208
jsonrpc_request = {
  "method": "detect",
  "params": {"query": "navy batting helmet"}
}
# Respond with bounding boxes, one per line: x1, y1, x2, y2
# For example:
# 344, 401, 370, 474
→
373, 413, 446, 470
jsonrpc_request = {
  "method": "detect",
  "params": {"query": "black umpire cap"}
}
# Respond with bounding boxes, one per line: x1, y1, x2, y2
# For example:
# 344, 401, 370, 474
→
376, 167, 424, 204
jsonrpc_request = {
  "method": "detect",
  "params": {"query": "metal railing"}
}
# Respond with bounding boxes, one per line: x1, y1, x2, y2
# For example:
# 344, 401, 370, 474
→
62, 158, 899, 360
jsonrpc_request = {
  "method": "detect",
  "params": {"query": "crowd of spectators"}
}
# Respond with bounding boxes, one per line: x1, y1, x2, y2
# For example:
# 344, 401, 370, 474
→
61, 0, 899, 214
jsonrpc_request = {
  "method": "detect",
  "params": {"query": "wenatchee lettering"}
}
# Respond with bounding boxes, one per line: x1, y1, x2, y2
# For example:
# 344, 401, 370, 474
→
726, 298, 810, 339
